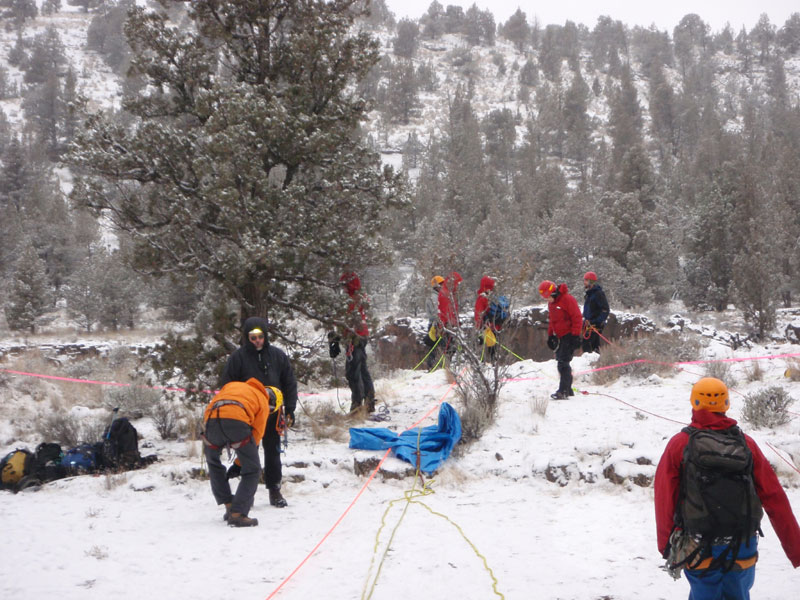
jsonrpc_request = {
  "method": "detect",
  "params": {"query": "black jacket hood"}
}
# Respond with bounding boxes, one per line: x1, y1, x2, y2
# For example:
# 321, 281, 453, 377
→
241, 316, 270, 350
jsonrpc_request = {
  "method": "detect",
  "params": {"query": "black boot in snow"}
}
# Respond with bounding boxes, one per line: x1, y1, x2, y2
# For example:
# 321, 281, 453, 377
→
269, 487, 288, 508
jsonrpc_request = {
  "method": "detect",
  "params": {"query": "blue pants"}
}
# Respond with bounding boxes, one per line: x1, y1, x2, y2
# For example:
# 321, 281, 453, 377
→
684, 537, 757, 600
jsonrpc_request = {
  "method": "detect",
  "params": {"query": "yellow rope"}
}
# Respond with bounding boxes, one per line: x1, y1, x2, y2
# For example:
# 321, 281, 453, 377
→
360, 428, 505, 600
412, 337, 441, 371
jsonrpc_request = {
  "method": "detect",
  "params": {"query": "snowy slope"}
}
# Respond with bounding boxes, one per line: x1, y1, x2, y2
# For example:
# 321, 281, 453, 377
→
2, 339, 799, 600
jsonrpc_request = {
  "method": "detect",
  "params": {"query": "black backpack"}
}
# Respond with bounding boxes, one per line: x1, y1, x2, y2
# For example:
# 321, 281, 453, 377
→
33, 442, 67, 482
676, 426, 763, 570
102, 417, 141, 469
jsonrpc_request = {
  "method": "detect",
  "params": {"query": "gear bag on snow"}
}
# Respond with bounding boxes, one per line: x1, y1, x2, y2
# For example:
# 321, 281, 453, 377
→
0, 449, 34, 490
486, 296, 510, 329
673, 426, 763, 572
102, 417, 140, 469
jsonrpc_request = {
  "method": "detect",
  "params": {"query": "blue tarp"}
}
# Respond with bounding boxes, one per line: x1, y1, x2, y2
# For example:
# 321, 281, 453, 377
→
348, 402, 462, 474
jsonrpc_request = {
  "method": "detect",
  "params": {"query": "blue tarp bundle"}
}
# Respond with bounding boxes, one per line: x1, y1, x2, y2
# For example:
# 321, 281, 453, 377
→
348, 402, 462, 474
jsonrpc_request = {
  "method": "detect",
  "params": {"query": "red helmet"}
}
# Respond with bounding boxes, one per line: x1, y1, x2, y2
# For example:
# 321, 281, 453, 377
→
583, 271, 598, 281
538, 280, 556, 299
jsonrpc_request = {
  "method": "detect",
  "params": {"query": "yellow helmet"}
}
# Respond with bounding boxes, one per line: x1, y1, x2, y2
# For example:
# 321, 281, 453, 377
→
265, 386, 284, 413
690, 377, 729, 412
431, 275, 445, 287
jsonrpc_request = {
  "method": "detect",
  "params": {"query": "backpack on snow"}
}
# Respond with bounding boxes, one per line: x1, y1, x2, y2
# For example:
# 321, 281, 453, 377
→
486, 295, 510, 328
34, 442, 67, 483
0, 449, 34, 490
102, 417, 140, 469
62, 443, 100, 473
674, 426, 763, 571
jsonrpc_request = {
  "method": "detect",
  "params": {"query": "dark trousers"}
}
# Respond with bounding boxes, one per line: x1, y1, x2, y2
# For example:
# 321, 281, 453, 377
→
262, 410, 282, 490
556, 334, 579, 394
345, 339, 375, 409
581, 324, 603, 353
204, 418, 260, 516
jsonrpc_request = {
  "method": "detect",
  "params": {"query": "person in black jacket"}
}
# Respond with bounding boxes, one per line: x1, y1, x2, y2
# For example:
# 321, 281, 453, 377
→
581, 271, 610, 353
220, 316, 298, 508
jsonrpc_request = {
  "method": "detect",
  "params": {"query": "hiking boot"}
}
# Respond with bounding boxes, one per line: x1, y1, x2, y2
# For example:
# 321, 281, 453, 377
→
349, 400, 362, 413
269, 487, 288, 508
223, 502, 232, 522
550, 390, 569, 400
567, 389, 575, 397
365, 397, 376, 413
228, 513, 259, 527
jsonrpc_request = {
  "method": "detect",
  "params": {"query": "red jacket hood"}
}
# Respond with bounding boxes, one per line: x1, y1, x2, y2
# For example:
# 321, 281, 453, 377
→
478, 276, 495, 295
556, 282, 569, 296
340, 271, 361, 297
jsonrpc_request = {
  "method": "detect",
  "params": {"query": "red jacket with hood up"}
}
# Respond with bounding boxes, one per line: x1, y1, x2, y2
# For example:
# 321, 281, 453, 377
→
654, 409, 800, 567
474, 275, 496, 329
438, 271, 463, 327
546, 283, 582, 338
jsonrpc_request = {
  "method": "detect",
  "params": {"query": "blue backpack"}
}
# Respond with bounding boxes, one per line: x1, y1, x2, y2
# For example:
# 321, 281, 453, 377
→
62, 444, 99, 473
487, 295, 510, 327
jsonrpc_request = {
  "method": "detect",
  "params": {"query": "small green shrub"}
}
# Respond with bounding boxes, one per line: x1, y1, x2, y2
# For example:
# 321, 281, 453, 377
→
741, 386, 793, 429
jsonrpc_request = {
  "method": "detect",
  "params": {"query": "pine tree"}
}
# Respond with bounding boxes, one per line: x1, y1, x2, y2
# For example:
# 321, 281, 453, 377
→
5, 243, 50, 333
68, 0, 406, 368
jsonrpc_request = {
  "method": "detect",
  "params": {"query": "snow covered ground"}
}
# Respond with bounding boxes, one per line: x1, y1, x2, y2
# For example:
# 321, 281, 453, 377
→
2, 337, 800, 600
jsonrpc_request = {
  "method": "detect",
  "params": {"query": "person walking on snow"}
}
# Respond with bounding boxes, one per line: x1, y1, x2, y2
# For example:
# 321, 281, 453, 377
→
654, 377, 800, 598
538, 280, 582, 399
339, 271, 376, 414
220, 316, 297, 508
581, 271, 609, 353
474, 275, 498, 361
202, 378, 283, 527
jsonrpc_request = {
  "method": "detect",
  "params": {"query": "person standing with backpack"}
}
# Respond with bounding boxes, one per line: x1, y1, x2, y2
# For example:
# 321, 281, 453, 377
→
474, 275, 498, 361
654, 377, 800, 598
424, 275, 445, 368
437, 271, 463, 359
581, 271, 609, 353
538, 280, 582, 399
220, 316, 298, 509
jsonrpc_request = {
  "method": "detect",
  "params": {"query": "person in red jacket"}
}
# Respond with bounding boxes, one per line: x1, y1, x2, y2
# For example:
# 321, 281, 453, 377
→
339, 271, 376, 413
474, 275, 497, 360
655, 378, 800, 599
437, 271, 463, 358
202, 378, 283, 527
538, 280, 582, 399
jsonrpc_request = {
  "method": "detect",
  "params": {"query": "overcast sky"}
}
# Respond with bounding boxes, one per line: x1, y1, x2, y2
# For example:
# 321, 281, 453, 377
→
382, 0, 797, 33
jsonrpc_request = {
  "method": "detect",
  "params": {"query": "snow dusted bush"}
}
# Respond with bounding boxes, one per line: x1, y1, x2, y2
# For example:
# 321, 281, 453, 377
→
741, 386, 794, 429
102, 380, 160, 419
591, 333, 703, 384
150, 400, 181, 440
704, 360, 736, 387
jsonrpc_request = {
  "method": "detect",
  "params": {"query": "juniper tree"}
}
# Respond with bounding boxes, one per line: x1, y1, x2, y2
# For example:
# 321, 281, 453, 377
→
68, 0, 405, 382
5, 243, 51, 333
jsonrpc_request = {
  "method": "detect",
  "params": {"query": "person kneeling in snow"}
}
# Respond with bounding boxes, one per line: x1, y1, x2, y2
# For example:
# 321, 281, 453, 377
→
202, 378, 283, 527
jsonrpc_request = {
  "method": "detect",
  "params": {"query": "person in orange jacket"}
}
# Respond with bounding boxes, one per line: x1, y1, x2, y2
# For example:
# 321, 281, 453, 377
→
538, 280, 582, 399
654, 378, 800, 598
202, 378, 283, 527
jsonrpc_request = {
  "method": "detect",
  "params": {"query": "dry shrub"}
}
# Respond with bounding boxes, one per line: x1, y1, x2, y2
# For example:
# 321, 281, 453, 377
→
530, 396, 549, 418
741, 386, 794, 429
150, 399, 181, 440
744, 361, 765, 383
704, 360, 736, 387
35, 401, 109, 446
303, 402, 351, 442
103, 380, 160, 419
591, 333, 703, 385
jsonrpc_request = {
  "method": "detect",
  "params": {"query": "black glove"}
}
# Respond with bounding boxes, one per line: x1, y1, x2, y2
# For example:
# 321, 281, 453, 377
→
563, 333, 580, 349
285, 410, 295, 427
226, 463, 241, 480
547, 334, 558, 350
329, 340, 340, 358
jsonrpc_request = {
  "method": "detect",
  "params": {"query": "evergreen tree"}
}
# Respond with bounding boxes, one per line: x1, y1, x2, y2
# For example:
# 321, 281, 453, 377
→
750, 14, 775, 65
502, 8, 529, 53
68, 0, 406, 369
777, 13, 800, 54
419, 0, 444, 40
5, 243, 51, 333
393, 18, 419, 58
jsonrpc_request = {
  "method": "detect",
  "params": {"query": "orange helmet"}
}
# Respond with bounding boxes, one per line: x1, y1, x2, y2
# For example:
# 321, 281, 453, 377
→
690, 377, 730, 412
431, 275, 444, 287
584, 271, 598, 281
538, 280, 556, 299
